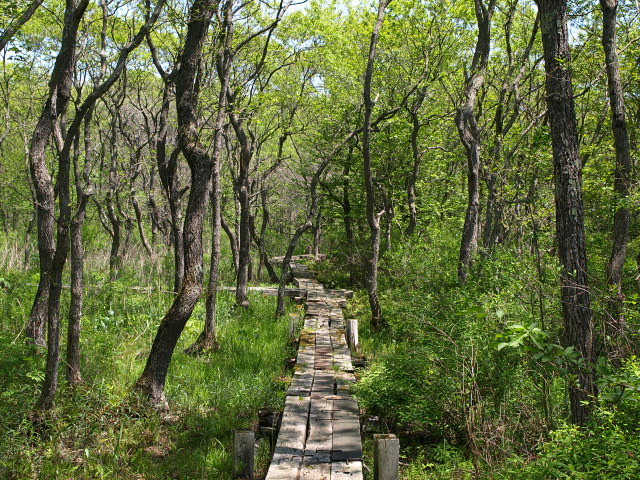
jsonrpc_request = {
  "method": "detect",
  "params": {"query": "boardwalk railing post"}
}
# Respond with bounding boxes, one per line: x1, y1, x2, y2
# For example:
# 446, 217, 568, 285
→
288, 313, 299, 343
233, 429, 255, 479
374, 434, 399, 480
347, 319, 359, 350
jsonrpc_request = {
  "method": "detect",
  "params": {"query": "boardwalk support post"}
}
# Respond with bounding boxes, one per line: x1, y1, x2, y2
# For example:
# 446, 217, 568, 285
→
288, 313, 299, 343
347, 319, 359, 349
233, 429, 255, 479
374, 434, 399, 480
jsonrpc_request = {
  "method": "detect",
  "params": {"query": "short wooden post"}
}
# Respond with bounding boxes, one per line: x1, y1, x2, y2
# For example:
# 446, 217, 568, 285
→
347, 319, 359, 349
233, 429, 255, 479
288, 313, 299, 343
374, 434, 399, 480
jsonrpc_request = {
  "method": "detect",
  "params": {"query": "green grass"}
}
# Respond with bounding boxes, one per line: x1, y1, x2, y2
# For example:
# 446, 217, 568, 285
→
0, 265, 298, 479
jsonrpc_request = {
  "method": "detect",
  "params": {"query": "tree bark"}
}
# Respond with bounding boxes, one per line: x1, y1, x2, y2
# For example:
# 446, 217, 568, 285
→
67, 130, 90, 387
35, 0, 165, 410
27, 0, 90, 350
455, 0, 497, 283
362, 0, 391, 329
601, 0, 632, 363
536, 0, 595, 425
156, 80, 185, 292
186, 0, 233, 355
221, 210, 239, 274
229, 108, 252, 307
135, 0, 216, 406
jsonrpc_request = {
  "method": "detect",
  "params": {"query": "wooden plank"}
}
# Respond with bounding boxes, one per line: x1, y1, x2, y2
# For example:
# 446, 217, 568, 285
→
311, 371, 334, 397
331, 396, 362, 463
265, 396, 310, 480
300, 398, 333, 479
331, 460, 363, 479
288, 371, 314, 396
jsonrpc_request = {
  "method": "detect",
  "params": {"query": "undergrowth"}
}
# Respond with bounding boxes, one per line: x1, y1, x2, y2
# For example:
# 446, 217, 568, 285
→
0, 248, 297, 479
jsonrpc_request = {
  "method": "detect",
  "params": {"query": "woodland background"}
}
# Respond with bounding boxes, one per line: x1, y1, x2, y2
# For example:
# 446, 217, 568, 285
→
0, 0, 640, 478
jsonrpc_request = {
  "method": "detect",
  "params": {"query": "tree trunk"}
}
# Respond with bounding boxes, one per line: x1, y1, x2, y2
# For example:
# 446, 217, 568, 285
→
536, 0, 595, 425
156, 82, 185, 292
26, 0, 90, 351
601, 0, 632, 363
135, 0, 216, 406
35, 0, 164, 409
0, 0, 44, 52
456, 0, 497, 283
362, 0, 391, 329
66, 129, 90, 388
251, 188, 279, 283
186, 0, 232, 355
221, 211, 239, 274
404, 92, 426, 236
229, 109, 252, 307
342, 150, 357, 286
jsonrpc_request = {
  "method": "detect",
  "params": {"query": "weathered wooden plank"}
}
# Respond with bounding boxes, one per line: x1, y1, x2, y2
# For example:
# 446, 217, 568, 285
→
331, 460, 363, 479
312, 371, 335, 397
288, 371, 314, 396
265, 396, 310, 480
300, 398, 333, 479
332, 396, 362, 463
268, 257, 362, 480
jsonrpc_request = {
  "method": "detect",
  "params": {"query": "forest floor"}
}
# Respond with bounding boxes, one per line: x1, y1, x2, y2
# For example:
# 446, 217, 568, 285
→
0, 267, 300, 479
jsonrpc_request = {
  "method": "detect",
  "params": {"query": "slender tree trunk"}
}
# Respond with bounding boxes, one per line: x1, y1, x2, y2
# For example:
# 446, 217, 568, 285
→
156, 82, 185, 292
221, 211, 239, 274
35, 0, 164, 409
536, 0, 595, 425
132, 188, 153, 257
313, 209, 322, 257
456, 0, 497, 283
362, 0, 390, 329
186, 0, 232, 354
404, 92, 426, 236
601, 0, 632, 363
229, 110, 252, 307
0, 0, 44, 52
251, 189, 279, 283
67, 130, 90, 388
135, 0, 216, 406
342, 150, 356, 286
27, 0, 90, 350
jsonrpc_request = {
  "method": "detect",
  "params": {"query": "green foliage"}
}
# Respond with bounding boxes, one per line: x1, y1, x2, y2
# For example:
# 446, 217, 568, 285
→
0, 266, 297, 479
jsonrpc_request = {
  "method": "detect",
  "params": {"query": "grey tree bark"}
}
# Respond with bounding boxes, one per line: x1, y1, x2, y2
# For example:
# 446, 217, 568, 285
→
536, 0, 595, 425
601, 0, 632, 363
135, 0, 217, 406
362, 0, 391, 328
455, 0, 497, 283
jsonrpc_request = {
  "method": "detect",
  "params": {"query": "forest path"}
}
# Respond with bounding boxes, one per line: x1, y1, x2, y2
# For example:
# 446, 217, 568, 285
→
265, 255, 363, 480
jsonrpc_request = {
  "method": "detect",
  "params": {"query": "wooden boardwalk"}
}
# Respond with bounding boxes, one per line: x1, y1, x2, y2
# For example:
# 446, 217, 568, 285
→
265, 257, 363, 480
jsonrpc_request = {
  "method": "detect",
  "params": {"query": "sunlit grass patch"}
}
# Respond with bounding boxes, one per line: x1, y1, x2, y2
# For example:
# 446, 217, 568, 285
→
0, 273, 297, 479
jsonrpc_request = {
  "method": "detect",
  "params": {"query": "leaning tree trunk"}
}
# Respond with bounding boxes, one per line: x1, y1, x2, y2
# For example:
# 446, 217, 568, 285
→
35, 0, 164, 410
601, 0, 632, 363
456, 0, 497, 283
229, 109, 252, 307
0, 0, 44, 52
27, 0, 89, 351
135, 0, 216, 406
362, 0, 391, 329
186, 0, 232, 355
67, 128, 91, 388
537, 0, 595, 425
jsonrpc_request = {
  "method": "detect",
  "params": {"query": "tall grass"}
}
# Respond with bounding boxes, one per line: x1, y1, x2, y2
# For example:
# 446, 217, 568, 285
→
0, 239, 297, 479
